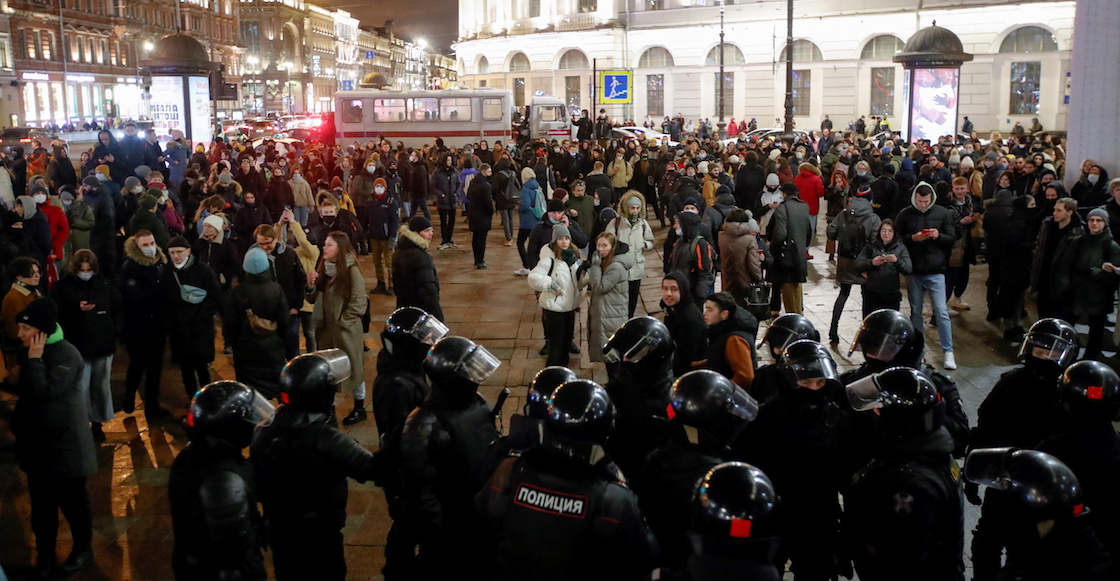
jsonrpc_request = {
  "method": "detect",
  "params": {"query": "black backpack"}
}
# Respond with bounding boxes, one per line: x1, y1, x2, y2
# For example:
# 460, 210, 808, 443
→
498, 169, 520, 205
837, 212, 869, 260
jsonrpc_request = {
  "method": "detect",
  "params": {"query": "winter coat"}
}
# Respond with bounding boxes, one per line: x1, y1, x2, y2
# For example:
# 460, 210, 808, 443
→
163, 257, 222, 364
34, 201, 67, 262
894, 188, 958, 276
608, 158, 633, 189
827, 196, 882, 285
584, 171, 612, 200
64, 200, 94, 255
263, 178, 294, 221
663, 271, 708, 378
669, 212, 716, 303
467, 174, 494, 233
703, 192, 737, 250
604, 194, 655, 281
793, 166, 825, 216
192, 236, 236, 287
289, 176, 315, 208
309, 253, 366, 393
1072, 228, 1120, 317
16, 203, 52, 268
431, 166, 461, 211
1030, 215, 1084, 296
566, 193, 596, 236
47, 157, 78, 192
165, 141, 188, 187
393, 224, 443, 321
870, 176, 902, 222
281, 221, 319, 313
584, 247, 634, 363
128, 207, 170, 249
120, 235, 167, 339
50, 272, 121, 359
518, 177, 545, 232
767, 194, 811, 284
527, 218, 589, 264
492, 164, 520, 212
407, 159, 430, 200
11, 335, 97, 478
224, 271, 288, 398
367, 192, 400, 241
734, 162, 765, 212
984, 194, 1035, 289
854, 233, 913, 295
232, 202, 273, 256
529, 246, 581, 313
719, 221, 763, 293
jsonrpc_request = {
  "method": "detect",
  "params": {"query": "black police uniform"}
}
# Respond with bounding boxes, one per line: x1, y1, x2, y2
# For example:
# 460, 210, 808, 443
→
604, 370, 687, 486
169, 446, 266, 581
845, 426, 964, 581
639, 438, 726, 569
251, 406, 378, 580
476, 447, 659, 581
997, 515, 1115, 581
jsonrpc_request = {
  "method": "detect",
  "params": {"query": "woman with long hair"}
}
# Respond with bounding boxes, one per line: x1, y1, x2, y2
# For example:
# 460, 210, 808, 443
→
308, 231, 368, 424
584, 232, 633, 379
528, 224, 582, 367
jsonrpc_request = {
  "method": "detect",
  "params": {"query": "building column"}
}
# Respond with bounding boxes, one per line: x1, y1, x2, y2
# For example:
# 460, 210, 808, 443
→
1066, 0, 1120, 185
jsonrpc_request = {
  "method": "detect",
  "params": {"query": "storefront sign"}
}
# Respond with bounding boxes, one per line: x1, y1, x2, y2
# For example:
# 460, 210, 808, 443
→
21, 72, 50, 81
66, 75, 95, 83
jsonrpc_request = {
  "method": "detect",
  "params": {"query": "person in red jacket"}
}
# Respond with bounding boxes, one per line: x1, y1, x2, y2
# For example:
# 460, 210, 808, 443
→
30, 183, 69, 285
793, 162, 824, 255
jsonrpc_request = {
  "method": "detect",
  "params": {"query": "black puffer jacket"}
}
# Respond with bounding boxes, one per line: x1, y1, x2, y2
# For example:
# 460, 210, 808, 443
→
467, 173, 494, 232
894, 184, 958, 275
392, 225, 443, 321
163, 257, 222, 363
223, 272, 288, 398
983, 193, 1035, 288
50, 272, 121, 358
853, 228, 913, 295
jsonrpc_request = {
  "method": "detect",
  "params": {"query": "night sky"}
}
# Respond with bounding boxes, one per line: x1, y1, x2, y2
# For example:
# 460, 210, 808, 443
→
316, 0, 460, 53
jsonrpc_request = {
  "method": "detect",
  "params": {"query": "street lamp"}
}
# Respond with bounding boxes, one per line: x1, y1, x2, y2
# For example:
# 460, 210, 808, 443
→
143, 41, 155, 52
782, 0, 795, 145
716, 0, 726, 139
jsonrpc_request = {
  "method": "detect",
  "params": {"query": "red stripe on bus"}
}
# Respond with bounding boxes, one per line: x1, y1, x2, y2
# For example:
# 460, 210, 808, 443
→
339, 130, 510, 138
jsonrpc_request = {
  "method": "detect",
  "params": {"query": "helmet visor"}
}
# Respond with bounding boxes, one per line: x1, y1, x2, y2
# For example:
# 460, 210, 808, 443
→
845, 374, 883, 411
784, 355, 840, 384
248, 389, 278, 428
604, 328, 662, 362
457, 344, 501, 384
314, 348, 352, 384
1019, 333, 1075, 363
411, 314, 450, 345
728, 388, 760, 422
963, 447, 1018, 490
848, 328, 905, 361
759, 326, 796, 352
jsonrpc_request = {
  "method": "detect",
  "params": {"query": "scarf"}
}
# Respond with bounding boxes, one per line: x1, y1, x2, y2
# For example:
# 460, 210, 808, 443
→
560, 247, 578, 266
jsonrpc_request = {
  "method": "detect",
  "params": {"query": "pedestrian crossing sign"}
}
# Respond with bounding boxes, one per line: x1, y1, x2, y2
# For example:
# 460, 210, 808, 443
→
599, 71, 633, 104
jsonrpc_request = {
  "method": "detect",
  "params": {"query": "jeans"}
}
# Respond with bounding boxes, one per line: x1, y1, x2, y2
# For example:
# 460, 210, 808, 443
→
81, 355, 114, 423
517, 228, 533, 269
293, 206, 310, 228
299, 311, 317, 353
283, 313, 301, 360
411, 197, 432, 221
808, 213, 819, 244
472, 231, 487, 265
499, 208, 514, 241
26, 472, 92, 562
438, 209, 455, 244
907, 273, 953, 352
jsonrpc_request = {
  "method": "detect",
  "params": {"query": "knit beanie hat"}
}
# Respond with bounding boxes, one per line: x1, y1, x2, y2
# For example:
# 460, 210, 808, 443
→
95, 164, 111, 179
547, 199, 565, 213
766, 173, 780, 187
374, 177, 387, 189
17, 297, 57, 334
135, 165, 152, 180
409, 215, 432, 232
82, 176, 100, 189
167, 235, 190, 249
124, 176, 142, 191
139, 194, 158, 211
1088, 208, 1110, 222
626, 196, 642, 209
552, 224, 572, 242
242, 248, 269, 275
552, 188, 569, 201
219, 171, 233, 184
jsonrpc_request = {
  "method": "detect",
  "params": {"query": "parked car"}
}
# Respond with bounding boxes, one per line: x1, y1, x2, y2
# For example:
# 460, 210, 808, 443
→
0, 127, 57, 153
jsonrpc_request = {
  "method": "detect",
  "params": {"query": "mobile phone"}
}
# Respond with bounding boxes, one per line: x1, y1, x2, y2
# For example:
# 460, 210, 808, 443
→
922, 228, 935, 234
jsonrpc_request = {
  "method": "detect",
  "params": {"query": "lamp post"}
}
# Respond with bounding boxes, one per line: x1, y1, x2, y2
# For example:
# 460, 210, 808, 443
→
782, 0, 794, 145
716, 0, 726, 140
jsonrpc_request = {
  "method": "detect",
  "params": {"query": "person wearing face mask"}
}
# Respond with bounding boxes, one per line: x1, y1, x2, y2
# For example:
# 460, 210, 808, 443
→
119, 230, 169, 417
232, 191, 273, 258
288, 166, 314, 228
429, 153, 461, 249
604, 193, 655, 317
234, 156, 266, 201
28, 184, 68, 275
607, 149, 633, 201
367, 177, 399, 295
405, 151, 431, 222
162, 236, 221, 399
351, 158, 380, 229
263, 165, 294, 223
558, 144, 584, 189
47, 142, 77, 193
466, 163, 495, 269
127, 192, 170, 250
1070, 208, 1120, 359
60, 187, 92, 264
1071, 164, 1111, 208
980, 151, 1005, 199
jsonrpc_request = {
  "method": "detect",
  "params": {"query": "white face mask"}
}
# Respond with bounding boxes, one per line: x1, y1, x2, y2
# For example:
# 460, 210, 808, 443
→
374, 186, 385, 195
1088, 174, 1100, 185
133, 186, 143, 194
367, 165, 376, 173
293, 174, 301, 179
96, 173, 107, 181
173, 257, 189, 269
140, 245, 157, 258
674, 227, 682, 236
77, 271, 94, 281
33, 193, 46, 204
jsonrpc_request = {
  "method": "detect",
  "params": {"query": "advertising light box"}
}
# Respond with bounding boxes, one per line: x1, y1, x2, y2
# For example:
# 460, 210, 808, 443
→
150, 76, 185, 138
907, 68, 959, 143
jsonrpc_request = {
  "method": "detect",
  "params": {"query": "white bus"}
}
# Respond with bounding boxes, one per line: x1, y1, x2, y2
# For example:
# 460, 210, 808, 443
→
334, 88, 513, 148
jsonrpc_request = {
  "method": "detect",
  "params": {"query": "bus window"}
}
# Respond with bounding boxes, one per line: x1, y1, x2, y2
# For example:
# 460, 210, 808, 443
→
440, 98, 472, 121
539, 106, 559, 122
482, 98, 504, 121
408, 98, 439, 121
373, 99, 405, 122
342, 99, 364, 124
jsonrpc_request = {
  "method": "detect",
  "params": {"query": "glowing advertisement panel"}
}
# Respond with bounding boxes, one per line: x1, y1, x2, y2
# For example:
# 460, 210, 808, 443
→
188, 76, 213, 146
150, 76, 185, 138
908, 68, 959, 143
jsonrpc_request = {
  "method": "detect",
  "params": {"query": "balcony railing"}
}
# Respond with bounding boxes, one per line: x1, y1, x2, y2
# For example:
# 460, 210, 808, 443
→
556, 12, 598, 31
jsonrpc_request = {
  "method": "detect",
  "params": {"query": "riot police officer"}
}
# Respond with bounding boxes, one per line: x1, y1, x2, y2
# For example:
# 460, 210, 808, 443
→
494, 365, 579, 460
969, 318, 1078, 581
731, 340, 864, 581
842, 308, 970, 456
250, 350, 378, 581
843, 367, 965, 581
370, 307, 448, 580
639, 370, 759, 569
476, 379, 660, 581
400, 335, 502, 576
1037, 360, 1120, 564
752, 313, 819, 404
680, 461, 782, 581
965, 448, 1114, 580
170, 381, 272, 581
602, 316, 688, 485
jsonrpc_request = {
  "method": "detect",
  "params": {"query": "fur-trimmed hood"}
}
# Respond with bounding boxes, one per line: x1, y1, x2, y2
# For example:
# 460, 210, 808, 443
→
398, 224, 430, 250
124, 234, 168, 266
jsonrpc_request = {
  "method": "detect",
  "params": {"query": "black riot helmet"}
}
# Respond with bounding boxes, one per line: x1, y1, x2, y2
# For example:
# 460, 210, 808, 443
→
691, 462, 779, 541
846, 367, 944, 439
759, 314, 819, 356
187, 381, 275, 450
526, 366, 579, 419
382, 307, 449, 363
278, 349, 352, 414
849, 309, 917, 364
965, 448, 1085, 524
668, 370, 759, 444
604, 316, 674, 366
1058, 360, 1120, 423
1019, 318, 1079, 373
543, 379, 616, 464
423, 336, 501, 396
780, 340, 840, 387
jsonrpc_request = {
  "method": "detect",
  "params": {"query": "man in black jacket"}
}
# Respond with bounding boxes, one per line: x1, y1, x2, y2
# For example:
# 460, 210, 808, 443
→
1029, 197, 1082, 321
393, 217, 444, 321
252, 224, 306, 360
661, 272, 706, 378
894, 182, 958, 370
367, 177, 400, 294
406, 151, 431, 221
467, 163, 494, 269
698, 292, 758, 391
163, 236, 222, 398
120, 231, 169, 417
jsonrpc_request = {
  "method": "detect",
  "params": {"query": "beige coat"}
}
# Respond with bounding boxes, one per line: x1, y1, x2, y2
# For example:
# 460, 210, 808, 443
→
607, 159, 633, 189
283, 220, 320, 313
309, 253, 366, 393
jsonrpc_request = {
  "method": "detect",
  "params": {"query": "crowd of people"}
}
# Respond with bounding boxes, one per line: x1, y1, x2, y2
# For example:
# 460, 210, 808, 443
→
1, 114, 1119, 581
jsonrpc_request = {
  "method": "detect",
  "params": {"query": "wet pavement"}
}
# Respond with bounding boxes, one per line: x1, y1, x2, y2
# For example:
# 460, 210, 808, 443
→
0, 211, 1112, 580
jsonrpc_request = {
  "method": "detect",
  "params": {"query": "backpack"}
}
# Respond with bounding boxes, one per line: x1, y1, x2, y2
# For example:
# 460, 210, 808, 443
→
498, 169, 520, 205
837, 212, 869, 260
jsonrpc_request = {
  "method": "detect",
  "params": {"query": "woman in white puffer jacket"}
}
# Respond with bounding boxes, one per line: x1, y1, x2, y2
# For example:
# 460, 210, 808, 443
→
528, 223, 582, 367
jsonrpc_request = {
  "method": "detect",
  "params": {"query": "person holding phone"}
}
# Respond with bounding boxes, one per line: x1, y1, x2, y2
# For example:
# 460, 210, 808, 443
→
1072, 208, 1120, 359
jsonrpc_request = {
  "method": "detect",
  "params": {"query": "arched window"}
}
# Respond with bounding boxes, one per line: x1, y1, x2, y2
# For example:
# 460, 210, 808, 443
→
508, 52, 530, 72
558, 49, 589, 70
861, 35, 904, 60
779, 39, 823, 62
477, 55, 490, 74
705, 44, 744, 66
638, 46, 674, 68
999, 26, 1058, 53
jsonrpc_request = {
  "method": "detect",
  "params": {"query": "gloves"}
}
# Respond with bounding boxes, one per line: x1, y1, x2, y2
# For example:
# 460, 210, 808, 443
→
965, 481, 983, 506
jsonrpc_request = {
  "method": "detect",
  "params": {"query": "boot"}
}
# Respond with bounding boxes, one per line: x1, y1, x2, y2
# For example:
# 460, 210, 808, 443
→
122, 387, 137, 414
91, 422, 106, 443
343, 398, 367, 425
568, 341, 581, 354
539, 342, 549, 356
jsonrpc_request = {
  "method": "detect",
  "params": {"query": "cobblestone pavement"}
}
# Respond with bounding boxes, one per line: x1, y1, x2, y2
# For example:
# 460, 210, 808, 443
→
0, 211, 1110, 580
